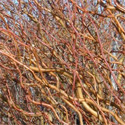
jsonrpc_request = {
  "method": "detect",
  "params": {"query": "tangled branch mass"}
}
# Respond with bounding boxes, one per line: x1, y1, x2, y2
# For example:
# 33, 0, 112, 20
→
0, 0, 124, 125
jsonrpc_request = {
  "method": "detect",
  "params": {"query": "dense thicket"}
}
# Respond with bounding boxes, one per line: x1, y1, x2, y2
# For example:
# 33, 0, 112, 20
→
0, 0, 124, 124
